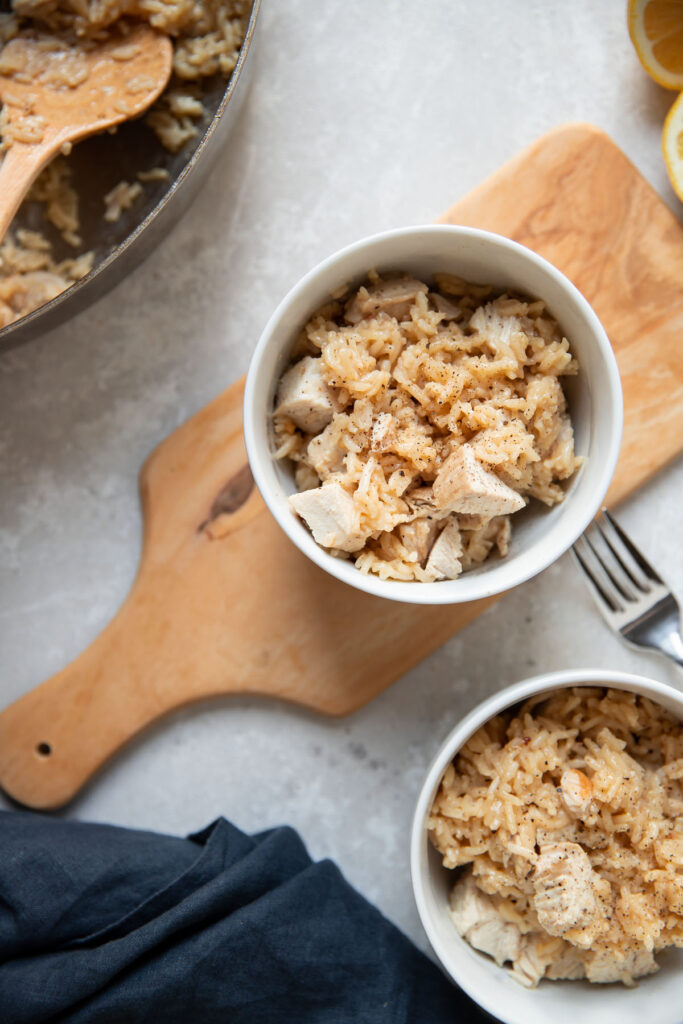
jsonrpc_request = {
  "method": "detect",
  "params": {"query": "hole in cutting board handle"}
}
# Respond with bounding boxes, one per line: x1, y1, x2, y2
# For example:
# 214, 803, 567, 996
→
35, 742, 52, 758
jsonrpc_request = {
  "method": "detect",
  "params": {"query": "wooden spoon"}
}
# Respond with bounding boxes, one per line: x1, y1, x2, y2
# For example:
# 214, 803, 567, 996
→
0, 24, 173, 242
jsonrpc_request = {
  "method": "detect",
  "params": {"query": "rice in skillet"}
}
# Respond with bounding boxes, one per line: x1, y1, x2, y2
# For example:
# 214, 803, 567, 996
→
0, 0, 249, 329
429, 687, 683, 986
273, 272, 582, 582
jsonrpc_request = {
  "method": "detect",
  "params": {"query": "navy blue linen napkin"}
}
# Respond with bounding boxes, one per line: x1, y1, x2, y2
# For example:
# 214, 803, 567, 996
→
0, 811, 488, 1023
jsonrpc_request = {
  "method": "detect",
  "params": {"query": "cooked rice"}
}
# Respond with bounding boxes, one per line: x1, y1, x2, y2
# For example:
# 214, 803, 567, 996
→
429, 687, 683, 987
137, 165, 169, 182
0, 105, 45, 145
274, 272, 581, 583
28, 156, 80, 245
0, 227, 92, 327
104, 179, 142, 222
0, 0, 249, 329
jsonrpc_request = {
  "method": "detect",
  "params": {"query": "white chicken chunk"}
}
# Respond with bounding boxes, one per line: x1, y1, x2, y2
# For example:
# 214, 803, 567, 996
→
431, 292, 463, 321
585, 946, 658, 985
469, 302, 526, 364
289, 482, 364, 552
433, 445, 526, 518
397, 519, 438, 564
456, 512, 490, 530
449, 873, 522, 967
545, 942, 587, 981
532, 842, 598, 936
275, 356, 338, 434
405, 486, 438, 515
344, 277, 428, 323
425, 520, 463, 580
545, 415, 577, 473
294, 463, 320, 491
509, 937, 551, 989
307, 423, 345, 480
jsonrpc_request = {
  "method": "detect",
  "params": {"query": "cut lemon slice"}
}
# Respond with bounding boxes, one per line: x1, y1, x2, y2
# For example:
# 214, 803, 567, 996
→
628, 0, 683, 89
663, 90, 683, 199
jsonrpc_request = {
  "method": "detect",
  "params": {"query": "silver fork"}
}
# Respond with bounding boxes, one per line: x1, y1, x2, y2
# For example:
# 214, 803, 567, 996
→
572, 509, 683, 670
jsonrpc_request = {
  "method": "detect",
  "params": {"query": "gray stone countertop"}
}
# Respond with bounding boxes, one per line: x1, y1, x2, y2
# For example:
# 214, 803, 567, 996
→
1, 0, 682, 954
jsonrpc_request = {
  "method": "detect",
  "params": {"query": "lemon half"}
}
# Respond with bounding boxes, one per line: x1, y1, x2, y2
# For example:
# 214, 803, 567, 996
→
628, 0, 683, 90
663, 91, 683, 199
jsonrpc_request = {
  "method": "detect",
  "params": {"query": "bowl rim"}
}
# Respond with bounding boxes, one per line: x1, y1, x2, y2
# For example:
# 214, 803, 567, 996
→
409, 668, 683, 1020
0, 0, 262, 351
244, 223, 624, 605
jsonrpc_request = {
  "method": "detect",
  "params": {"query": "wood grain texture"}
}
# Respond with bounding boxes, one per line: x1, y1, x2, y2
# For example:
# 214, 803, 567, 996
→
0, 26, 172, 242
439, 123, 683, 503
1, 123, 681, 810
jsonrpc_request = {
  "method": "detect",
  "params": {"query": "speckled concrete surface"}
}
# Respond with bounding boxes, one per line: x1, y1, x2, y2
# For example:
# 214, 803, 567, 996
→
1, 0, 682, 955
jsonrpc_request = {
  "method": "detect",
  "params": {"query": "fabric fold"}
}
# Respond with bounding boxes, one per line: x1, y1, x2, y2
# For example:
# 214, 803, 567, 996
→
0, 811, 486, 1023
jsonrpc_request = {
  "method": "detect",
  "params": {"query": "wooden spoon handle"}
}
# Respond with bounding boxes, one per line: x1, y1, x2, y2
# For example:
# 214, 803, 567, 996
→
0, 141, 56, 243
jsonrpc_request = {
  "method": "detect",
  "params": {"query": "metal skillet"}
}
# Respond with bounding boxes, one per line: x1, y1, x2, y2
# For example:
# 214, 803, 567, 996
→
0, 0, 260, 353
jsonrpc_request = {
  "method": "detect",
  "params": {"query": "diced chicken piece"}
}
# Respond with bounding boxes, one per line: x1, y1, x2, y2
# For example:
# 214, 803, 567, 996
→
431, 291, 463, 321
397, 519, 438, 564
532, 842, 598, 936
275, 356, 338, 434
294, 463, 320, 491
560, 769, 595, 817
494, 516, 511, 555
509, 935, 555, 988
449, 873, 522, 967
434, 272, 491, 299
425, 519, 463, 580
545, 943, 587, 981
456, 512, 490, 530
289, 482, 364, 552
469, 302, 525, 357
344, 277, 428, 323
433, 444, 526, 518
585, 946, 658, 985
405, 486, 438, 515
307, 422, 345, 480
370, 412, 396, 452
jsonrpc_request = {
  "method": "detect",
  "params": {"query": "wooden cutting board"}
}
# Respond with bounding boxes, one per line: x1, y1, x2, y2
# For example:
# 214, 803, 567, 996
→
1, 123, 682, 811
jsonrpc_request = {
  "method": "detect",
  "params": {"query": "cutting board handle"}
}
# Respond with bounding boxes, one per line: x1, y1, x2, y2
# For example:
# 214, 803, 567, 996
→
0, 460, 265, 810
0, 579, 168, 809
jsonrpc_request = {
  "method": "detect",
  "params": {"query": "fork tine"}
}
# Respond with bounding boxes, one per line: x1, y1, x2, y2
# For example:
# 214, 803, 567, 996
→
581, 531, 635, 605
586, 520, 641, 601
572, 537, 624, 614
593, 516, 648, 595
601, 509, 663, 586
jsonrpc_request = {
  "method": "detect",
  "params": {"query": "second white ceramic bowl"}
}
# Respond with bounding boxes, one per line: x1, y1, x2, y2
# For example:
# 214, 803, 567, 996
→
410, 669, 683, 1024
244, 225, 623, 604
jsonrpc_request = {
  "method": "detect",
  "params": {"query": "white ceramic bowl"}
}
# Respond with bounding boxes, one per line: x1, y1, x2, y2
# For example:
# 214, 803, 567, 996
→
244, 225, 623, 604
411, 669, 683, 1024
